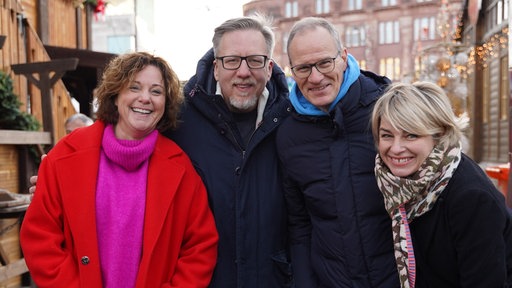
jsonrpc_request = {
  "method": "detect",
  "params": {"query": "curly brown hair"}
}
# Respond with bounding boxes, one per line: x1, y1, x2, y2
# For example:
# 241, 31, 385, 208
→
95, 51, 183, 131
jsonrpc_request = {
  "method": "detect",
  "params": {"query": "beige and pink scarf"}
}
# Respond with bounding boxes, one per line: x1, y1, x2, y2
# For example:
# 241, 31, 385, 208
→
375, 142, 462, 288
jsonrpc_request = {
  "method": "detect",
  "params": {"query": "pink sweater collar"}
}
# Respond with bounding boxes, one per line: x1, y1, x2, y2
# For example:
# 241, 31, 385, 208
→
101, 125, 158, 171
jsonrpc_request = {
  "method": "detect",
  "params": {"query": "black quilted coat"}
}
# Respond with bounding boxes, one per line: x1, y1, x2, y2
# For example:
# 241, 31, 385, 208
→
276, 70, 399, 288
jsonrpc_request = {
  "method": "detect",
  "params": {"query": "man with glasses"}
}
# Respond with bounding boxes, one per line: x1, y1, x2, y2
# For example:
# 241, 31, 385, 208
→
27, 14, 292, 288
28, 14, 292, 287
165, 14, 293, 288
275, 17, 399, 287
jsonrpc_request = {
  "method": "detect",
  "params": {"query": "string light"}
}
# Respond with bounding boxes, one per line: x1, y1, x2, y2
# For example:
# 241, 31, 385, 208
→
467, 27, 509, 70
415, 0, 470, 117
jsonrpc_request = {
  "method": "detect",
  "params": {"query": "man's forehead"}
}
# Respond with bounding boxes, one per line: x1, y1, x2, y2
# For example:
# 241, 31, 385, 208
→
217, 30, 268, 55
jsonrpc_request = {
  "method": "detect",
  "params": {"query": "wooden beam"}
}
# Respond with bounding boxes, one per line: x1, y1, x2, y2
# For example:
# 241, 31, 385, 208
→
39, 0, 49, 44
0, 258, 28, 283
44, 45, 116, 68
11, 58, 79, 145
11, 58, 79, 79
0, 130, 51, 145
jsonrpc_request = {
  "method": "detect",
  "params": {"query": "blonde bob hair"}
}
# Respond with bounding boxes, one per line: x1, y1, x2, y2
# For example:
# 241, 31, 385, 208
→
371, 81, 467, 148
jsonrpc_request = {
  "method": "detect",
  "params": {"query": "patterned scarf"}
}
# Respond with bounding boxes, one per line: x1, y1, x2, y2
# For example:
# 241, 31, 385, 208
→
374, 141, 462, 288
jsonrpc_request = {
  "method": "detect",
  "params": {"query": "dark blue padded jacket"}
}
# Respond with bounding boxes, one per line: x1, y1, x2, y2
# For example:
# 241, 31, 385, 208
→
164, 48, 293, 288
276, 70, 399, 288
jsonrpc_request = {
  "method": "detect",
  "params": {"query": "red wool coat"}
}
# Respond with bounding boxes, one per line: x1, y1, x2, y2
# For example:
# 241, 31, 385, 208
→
20, 121, 218, 288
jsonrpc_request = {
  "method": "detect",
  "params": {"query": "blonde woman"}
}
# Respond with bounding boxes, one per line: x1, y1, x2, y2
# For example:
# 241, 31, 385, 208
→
371, 81, 512, 288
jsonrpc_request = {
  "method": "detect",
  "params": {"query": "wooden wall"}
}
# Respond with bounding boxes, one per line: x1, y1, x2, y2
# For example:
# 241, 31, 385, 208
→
0, 2, 96, 285
0, 0, 88, 143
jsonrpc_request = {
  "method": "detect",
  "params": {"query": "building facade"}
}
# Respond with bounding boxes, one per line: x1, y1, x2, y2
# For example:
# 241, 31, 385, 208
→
244, 0, 462, 81
460, 0, 509, 165
243, 0, 510, 166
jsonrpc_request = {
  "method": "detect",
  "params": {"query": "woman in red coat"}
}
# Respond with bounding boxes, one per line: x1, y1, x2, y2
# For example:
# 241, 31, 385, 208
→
20, 52, 218, 288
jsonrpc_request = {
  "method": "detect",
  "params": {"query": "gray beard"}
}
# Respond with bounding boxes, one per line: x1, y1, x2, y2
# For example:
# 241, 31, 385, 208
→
228, 95, 258, 113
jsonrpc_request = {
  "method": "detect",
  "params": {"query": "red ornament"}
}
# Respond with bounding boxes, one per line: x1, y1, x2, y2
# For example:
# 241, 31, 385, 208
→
94, 0, 106, 14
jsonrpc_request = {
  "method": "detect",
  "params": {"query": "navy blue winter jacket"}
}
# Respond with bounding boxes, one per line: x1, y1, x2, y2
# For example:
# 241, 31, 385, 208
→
276, 70, 400, 287
164, 49, 293, 288
412, 154, 512, 287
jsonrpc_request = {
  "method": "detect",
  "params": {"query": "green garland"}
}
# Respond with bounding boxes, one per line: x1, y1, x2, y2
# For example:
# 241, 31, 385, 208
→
0, 70, 40, 131
0, 70, 43, 164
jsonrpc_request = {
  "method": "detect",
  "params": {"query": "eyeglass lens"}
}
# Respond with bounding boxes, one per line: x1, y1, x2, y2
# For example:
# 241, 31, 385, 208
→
291, 53, 340, 78
220, 55, 267, 70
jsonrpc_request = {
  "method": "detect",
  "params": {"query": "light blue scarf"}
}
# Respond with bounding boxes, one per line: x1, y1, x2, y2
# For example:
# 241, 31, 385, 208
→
289, 54, 361, 116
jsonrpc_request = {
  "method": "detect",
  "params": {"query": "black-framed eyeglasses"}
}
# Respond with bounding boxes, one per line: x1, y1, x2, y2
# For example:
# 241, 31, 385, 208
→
291, 52, 341, 79
215, 55, 269, 70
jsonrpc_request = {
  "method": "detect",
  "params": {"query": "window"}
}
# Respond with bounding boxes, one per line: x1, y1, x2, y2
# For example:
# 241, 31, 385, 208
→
378, 21, 400, 44
497, 0, 503, 24
413, 17, 436, 41
345, 26, 366, 47
285, 1, 298, 17
359, 59, 367, 70
483, 66, 490, 124
487, 0, 509, 29
500, 56, 509, 120
506, 0, 510, 21
107, 36, 134, 54
316, 0, 330, 14
348, 0, 362, 10
381, 0, 397, 7
379, 57, 400, 80
414, 56, 421, 81
282, 33, 289, 54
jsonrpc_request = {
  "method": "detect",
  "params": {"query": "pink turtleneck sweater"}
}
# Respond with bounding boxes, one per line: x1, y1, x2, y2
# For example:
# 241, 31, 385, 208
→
95, 125, 158, 288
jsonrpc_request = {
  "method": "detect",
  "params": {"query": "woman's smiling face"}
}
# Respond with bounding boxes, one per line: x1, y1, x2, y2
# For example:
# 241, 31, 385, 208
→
114, 65, 165, 140
378, 117, 435, 177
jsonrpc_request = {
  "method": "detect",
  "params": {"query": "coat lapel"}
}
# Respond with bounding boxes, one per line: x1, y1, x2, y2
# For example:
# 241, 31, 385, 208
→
57, 148, 101, 243
140, 136, 185, 261
54, 122, 104, 271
